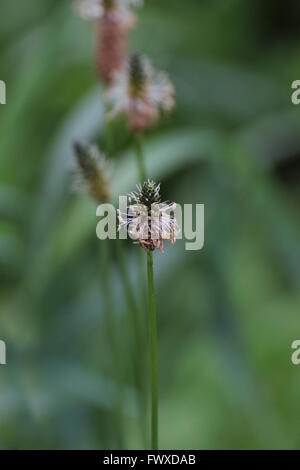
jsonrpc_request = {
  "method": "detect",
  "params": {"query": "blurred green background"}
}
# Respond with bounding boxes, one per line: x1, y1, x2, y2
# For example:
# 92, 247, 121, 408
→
1, 0, 300, 450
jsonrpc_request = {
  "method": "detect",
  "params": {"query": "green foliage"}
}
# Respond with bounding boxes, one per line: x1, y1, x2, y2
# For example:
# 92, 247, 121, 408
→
0, 0, 300, 450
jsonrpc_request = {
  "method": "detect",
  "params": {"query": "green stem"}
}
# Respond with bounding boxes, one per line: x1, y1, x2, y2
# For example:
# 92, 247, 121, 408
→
133, 134, 147, 314
147, 251, 158, 450
135, 134, 146, 183
99, 239, 124, 448
138, 247, 147, 319
116, 240, 148, 446
133, 134, 149, 445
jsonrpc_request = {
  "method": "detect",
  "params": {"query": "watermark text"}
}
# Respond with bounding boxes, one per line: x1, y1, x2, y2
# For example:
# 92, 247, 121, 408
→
0, 340, 6, 365
96, 198, 204, 251
0, 80, 6, 105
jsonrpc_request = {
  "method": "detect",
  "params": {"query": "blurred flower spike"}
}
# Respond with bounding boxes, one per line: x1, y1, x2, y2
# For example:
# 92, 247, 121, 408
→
106, 52, 175, 132
73, 141, 111, 203
118, 180, 179, 253
74, 0, 143, 84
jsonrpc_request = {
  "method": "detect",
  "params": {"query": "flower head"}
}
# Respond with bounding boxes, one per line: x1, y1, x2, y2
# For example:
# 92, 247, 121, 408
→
118, 180, 179, 253
73, 141, 110, 202
74, 1, 143, 83
106, 52, 175, 132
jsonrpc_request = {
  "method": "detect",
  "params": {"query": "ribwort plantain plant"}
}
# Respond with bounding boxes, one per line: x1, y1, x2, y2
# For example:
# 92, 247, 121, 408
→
119, 180, 179, 449
106, 51, 175, 181
73, 140, 148, 447
106, 50, 176, 448
74, 0, 177, 450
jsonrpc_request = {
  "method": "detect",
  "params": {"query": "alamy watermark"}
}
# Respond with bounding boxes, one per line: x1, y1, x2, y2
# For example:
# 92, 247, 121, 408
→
0, 80, 6, 105
0, 340, 6, 365
291, 80, 300, 105
291, 340, 300, 365
96, 198, 204, 251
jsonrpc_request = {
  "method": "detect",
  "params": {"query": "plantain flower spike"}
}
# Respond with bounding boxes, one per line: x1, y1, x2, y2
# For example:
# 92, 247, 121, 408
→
118, 180, 179, 253
74, 0, 143, 84
73, 141, 110, 203
106, 52, 175, 132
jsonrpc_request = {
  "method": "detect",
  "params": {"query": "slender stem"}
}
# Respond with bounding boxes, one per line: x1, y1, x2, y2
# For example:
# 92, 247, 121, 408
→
98, 238, 124, 448
116, 239, 148, 446
135, 134, 146, 183
134, 133, 148, 342
133, 133, 148, 315
147, 251, 158, 450
138, 247, 147, 318
105, 117, 145, 445
105, 119, 148, 445
133, 134, 149, 445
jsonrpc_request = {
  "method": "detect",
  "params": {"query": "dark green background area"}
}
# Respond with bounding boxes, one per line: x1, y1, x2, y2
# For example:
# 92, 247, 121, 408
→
0, 0, 300, 449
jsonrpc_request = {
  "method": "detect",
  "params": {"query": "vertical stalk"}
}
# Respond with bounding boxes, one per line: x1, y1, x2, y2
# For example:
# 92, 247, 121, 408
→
147, 251, 158, 450
134, 133, 150, 446
135, 134, 146, 183
138, 247, 147, 316
134, 133, 148, 331
106, 119, 147, 445
116, 239, 148, 445
133, 133, 149, 446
